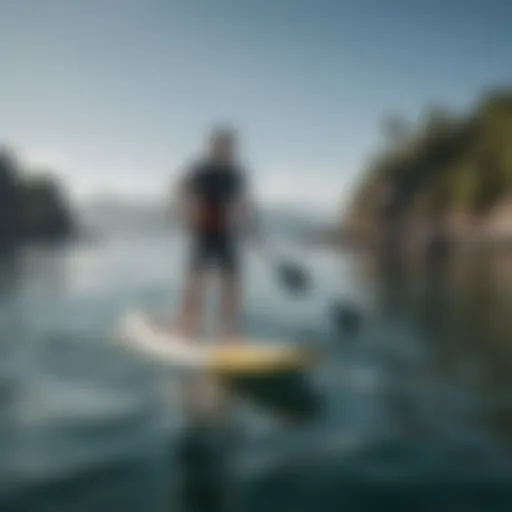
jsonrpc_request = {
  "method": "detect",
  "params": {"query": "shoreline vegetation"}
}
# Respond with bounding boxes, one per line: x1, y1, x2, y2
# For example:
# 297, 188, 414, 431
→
331, 88, 512, 255
0, 148, 76, 252
4, 87, 512, 257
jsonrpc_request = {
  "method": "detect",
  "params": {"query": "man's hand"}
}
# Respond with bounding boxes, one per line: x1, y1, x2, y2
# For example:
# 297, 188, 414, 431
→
168, 173, 197, 228
232, 195, 261, 243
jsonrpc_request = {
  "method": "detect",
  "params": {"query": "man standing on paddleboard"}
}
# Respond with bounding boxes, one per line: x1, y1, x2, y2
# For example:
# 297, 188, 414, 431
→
171, 125, 256, 339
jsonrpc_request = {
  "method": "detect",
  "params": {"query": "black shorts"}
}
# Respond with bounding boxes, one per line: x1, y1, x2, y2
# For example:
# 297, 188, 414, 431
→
189, 231, 239, 276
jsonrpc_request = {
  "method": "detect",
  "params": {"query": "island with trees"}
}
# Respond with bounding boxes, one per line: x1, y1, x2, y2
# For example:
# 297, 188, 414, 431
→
0, 148, 76, 252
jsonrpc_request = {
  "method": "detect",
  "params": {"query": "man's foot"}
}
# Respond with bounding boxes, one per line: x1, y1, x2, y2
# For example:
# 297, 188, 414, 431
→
169, 314, 196, 340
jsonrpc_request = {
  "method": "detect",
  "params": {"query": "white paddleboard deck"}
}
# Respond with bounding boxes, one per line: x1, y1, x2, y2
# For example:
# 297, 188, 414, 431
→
117, 311, 211, 369
116, 311, 315, 376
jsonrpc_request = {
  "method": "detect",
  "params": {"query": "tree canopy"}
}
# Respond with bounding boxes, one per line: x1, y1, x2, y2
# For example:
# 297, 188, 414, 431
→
345, 89, 512, 236
0, 147, 75, 250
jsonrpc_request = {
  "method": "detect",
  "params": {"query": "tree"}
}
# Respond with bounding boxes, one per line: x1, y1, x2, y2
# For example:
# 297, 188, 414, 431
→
0, 145, 75, 250
344, 88, 512, 239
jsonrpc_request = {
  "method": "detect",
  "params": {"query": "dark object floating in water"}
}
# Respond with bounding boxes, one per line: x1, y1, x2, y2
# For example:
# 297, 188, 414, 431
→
277, 261, 311, 295
330, 302, 363, 337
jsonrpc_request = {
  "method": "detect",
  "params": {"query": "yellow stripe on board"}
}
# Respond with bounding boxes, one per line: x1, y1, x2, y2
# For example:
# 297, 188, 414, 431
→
208, 344, 316, 375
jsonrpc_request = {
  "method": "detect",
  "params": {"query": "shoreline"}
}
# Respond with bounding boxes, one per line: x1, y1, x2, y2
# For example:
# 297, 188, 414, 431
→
308, 226, 512, 254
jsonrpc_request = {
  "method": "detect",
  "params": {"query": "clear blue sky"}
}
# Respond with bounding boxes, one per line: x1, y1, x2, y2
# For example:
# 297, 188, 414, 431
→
1, 0, 511, 213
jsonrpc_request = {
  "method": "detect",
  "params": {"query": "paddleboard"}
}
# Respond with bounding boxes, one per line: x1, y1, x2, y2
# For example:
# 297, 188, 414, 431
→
117, 311, 323, 422
117, 311, 317, 377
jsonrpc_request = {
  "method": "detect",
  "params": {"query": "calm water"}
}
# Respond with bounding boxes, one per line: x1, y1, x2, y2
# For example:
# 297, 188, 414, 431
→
1, 233, 512, 511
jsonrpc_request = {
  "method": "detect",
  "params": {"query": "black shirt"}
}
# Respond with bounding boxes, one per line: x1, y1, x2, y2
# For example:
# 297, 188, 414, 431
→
183, 160, 246, 233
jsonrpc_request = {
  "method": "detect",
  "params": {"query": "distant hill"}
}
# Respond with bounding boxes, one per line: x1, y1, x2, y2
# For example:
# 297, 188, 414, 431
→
81, 198, 170, 236
80, 198, 330, 241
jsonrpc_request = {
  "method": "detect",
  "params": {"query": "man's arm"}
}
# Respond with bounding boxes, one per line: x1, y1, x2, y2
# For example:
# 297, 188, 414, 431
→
168, 168, 196, 227
234, 172, 261, 243
243, 194, 261, 243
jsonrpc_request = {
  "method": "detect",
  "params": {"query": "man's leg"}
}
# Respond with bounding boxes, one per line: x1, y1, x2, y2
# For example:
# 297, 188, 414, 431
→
218, 236, 241, 340
173, 235, 208, 339
219, 274, 241, 339
174, 268, 205, 338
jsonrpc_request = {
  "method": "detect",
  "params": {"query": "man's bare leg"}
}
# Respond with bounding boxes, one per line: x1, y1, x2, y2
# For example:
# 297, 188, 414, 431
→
219, 274, 241, 341
173, 269, 205, 339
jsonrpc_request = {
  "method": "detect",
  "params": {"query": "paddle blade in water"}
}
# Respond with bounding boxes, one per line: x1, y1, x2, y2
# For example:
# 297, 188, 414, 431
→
330, 301, 362, 337
278, 262, 310, 294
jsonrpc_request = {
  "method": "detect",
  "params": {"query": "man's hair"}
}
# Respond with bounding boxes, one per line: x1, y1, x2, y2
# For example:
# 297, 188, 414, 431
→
210, 123, 237, 143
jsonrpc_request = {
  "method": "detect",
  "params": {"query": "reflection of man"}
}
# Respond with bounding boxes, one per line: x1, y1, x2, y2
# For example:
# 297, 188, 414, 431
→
171, 125, 256, 339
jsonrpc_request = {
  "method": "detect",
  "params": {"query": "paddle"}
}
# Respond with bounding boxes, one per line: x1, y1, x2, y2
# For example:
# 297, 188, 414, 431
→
255, 239, 310, 295
275, 258, 311, 295
258, 241, 363, 337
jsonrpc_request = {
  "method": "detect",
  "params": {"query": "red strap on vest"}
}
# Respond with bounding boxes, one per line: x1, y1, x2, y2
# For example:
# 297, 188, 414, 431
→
198, 203, 227, 230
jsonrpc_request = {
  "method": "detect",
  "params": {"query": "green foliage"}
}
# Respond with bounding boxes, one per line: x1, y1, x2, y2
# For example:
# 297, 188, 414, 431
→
350, 89, 512, 224
0, 148, 74, 248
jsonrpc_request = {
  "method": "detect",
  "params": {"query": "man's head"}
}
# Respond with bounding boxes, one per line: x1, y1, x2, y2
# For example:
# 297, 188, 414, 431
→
208, 124, 237, 163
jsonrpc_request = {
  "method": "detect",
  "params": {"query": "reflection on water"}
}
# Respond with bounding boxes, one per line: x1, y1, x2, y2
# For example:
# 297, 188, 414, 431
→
175, 419, 237, 512
1, 238, 512, 511
371, 248, 512, 452
0, 249, 23, 396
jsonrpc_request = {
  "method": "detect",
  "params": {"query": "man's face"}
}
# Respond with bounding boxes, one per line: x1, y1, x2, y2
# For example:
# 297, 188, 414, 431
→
209, 131, 235, 162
